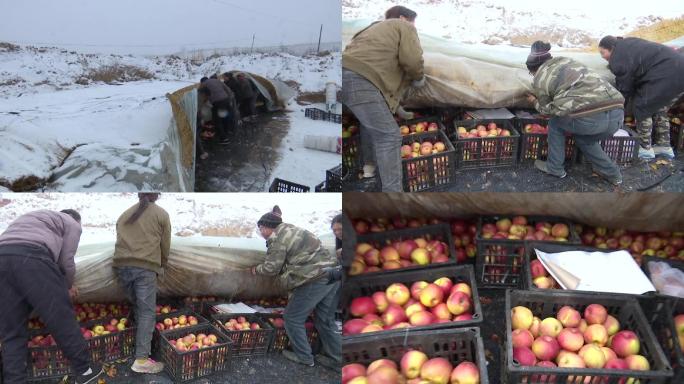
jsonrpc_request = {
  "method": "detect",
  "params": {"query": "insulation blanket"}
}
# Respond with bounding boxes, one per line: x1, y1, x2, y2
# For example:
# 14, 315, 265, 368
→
74, 235, 336, 303
342, 193, 684, 232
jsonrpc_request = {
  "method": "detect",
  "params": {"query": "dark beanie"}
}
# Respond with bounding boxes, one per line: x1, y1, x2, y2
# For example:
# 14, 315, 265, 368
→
526, 41, 553, 72
599, 35, 619, 51
258, 205, 283, 228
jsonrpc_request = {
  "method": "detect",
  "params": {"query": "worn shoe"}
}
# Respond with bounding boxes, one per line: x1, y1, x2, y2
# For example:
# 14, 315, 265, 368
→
653, 146, 675, 159
362, 164, 377, 178
638, 146, 655, 160
315, 354, 341, 371
75, 363, 103, 384
534, 160, 567, 178
282, 349, 314, 367
593, 171, 623, 186
131, 358, 164, 374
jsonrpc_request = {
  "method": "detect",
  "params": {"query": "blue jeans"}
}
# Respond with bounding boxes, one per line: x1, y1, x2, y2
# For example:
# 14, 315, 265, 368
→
341, 69, 402, 191
284, 278, 341, 365
548, 109, 622, 180
114, 267, 157, 359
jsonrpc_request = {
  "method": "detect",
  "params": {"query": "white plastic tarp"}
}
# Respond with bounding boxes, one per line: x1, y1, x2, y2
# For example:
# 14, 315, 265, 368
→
74, 234, 337, 303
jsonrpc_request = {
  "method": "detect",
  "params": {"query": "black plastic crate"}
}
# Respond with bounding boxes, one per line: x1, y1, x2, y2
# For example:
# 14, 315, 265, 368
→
353, 223, 458, 278
342, 135, 361, 176
504, 289, 673, 384
257, 313, 319, 353
268, 178, 310, 193
579, 127, 639, 165
523, 242, 606, 292
643, 299, 684, 384
341, 264, 483, 340
210, 314, 274, 357
515, 118, 577, 163
159, 324, 232, 382
182, 297, 223, 314
154, 309, 209, 351
305, 107, 342, 124
27, 317, 135, 381
401, 130, 457, 192
451, 119, 520, 169
475, 215, 581, 288
325, 164, 342, 192
342, 327, 489, 384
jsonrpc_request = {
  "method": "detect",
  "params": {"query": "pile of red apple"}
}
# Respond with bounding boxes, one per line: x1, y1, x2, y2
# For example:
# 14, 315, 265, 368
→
343, 278, 474, 335
523, 123, 549, 135
244, 297, 288, 308
74, 303, 129, 323
351, 237, 451, 275
155, 314, 200, 331
400, 121, 440, 136
456, 123, 512, 139
168, 332, 220, 352
28, 318, 130, 348
450, 219, 478, 263
510, 303, 651, 372
401, 139, 448, 159
343, 354, 480, 384
529, 259, 560, 289
267, 317, 286, 328
155, 304, 177, 315
220, 316, 261, 331
481, 216, 571, 242
343, 124, 359, 139
579, 226, 684, 264
353, 217, 440, 235
675, 314, 684, 353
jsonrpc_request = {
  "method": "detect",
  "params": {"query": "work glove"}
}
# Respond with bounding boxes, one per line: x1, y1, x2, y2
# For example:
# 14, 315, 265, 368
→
411, 76, 426, 88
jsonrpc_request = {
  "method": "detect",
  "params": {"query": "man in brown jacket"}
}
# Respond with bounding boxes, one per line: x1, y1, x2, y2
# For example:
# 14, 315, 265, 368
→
0, 210, 103, 384
342, 5, 425, 191
113, 193, 171, 374
199, 76, 240, 145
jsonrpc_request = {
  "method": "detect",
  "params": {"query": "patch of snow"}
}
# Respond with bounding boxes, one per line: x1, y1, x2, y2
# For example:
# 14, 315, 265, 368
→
0, 193, 342, 243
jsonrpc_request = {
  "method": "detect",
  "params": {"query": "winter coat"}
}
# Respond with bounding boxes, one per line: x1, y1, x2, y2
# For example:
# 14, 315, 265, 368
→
255, 223, 338, 290
238, 77, 255, 99
607, 37, 684, 121
532, 57, 624, 117
200, 78, 236, 105
0, 210, 82, 287
113, 202, 171, 274
343, 19, 424, 113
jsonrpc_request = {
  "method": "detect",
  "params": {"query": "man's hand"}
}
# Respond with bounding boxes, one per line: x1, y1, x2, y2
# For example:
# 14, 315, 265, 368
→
336, 249, 342, 259
526, 93, 537, 104
68, 286, 79, 300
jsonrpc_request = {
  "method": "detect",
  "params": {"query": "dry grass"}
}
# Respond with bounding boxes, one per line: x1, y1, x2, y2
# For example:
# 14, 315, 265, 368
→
0, 42, 20, 52
0, 176, 45, 192
81, 64, 154, 84
0, 77, 24, 87
627, 17, 684, 43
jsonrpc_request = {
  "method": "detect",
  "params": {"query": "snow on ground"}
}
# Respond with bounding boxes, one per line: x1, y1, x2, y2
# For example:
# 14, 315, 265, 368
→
268, 103, 341, 191
0, 43, 341, 191
343, 0, 684, 47
0, 193, 342, 244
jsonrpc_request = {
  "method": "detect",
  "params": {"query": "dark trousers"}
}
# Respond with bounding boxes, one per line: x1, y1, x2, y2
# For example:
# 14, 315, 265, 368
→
547, 109, 622, 180
0, 244, 90, 384
114, 267, 157, 359
284, 278, 341, 365
212, 98, 231, 140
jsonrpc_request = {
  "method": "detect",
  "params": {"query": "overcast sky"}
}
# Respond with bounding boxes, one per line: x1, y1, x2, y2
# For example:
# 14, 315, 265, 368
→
0, 0, 341, 55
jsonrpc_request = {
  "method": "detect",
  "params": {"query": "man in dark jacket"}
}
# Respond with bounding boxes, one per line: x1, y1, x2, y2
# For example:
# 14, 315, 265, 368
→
251, 206, 340, 369
199, 76, 240, 144
0, 210, 103, 384
599, 36, 684, 159
527, 41, 625, 185
237, 73, 258, 121
222, 72, 242, 102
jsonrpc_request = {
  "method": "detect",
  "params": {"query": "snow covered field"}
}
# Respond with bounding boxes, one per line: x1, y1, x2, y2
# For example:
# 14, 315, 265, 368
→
0, 193, 342, 243
343, 0, 684, 47
0, 44, 341, 191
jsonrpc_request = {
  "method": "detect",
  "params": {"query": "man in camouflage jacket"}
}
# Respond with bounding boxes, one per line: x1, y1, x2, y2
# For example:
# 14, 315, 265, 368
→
526, 41, 625, 185
251, 206, 340, 369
